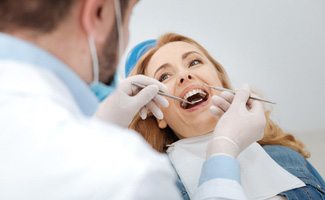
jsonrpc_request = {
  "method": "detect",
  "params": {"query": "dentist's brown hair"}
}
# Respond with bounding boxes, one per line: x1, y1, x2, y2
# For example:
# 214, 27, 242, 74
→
0, 0, 131, 33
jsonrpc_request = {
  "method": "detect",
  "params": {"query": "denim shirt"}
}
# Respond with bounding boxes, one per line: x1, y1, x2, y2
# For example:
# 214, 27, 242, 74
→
264, 145, 325, 200
176, 145, 325, 200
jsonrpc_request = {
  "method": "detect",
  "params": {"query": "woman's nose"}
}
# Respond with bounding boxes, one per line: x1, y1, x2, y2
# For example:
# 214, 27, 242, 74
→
179, 74, 192, 84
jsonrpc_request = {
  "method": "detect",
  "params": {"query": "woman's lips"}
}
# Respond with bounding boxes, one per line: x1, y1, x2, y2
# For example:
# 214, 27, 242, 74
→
178, 86, 210, 110
184, 97, 210, 112
181, 93, 209, 111
179, 84, 207, 99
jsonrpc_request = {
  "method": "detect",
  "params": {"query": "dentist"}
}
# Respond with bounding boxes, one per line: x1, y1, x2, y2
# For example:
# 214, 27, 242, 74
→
0, 0, 265, 200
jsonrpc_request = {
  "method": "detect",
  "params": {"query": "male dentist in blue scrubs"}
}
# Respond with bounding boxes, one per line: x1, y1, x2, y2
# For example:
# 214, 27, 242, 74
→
0, 0, 265, 199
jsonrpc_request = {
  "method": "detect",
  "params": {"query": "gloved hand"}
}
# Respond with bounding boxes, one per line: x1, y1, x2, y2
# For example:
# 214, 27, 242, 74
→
209, 91, 235, 117
206, 85, 266, 158
95, 75, 169, 128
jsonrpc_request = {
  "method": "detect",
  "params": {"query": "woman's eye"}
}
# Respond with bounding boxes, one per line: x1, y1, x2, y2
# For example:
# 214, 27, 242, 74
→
158, 73, 170, 82
189, 59, 202, 67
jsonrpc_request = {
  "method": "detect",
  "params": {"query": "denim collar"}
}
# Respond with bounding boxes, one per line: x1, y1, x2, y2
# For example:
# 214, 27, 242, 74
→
0, 33, 98, 116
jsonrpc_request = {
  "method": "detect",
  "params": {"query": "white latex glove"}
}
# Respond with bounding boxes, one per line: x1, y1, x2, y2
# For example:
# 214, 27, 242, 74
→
95, 75, 169, 128
207, 85, 266, 158
209, 91, 235, 116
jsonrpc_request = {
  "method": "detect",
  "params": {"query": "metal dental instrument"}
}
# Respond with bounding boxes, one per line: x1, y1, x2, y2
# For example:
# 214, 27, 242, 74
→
131, 82, 194, 105
204, 83, 276, 104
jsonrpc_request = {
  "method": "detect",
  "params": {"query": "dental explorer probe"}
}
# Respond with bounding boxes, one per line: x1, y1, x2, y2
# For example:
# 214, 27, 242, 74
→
203, 83, 276, 104
131, 82, 195, 105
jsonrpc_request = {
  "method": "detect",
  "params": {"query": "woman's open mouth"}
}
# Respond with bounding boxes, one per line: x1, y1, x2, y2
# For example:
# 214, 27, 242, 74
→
180, 88, 209, 109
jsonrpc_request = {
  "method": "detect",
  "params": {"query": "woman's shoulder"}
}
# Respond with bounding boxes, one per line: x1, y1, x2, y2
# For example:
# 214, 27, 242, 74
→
262, 144, 315, 178
262, 145, 306, 170
263, 144, 325, 198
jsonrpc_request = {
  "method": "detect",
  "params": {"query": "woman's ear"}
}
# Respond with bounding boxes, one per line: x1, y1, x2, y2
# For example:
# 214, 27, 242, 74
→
157, 118, 167, 129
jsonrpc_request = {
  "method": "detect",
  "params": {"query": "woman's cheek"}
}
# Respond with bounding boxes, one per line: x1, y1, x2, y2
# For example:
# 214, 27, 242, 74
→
164, 82, 173, 93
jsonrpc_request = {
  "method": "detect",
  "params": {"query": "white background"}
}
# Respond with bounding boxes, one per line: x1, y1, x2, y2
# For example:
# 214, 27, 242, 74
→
120, 0, 325, 174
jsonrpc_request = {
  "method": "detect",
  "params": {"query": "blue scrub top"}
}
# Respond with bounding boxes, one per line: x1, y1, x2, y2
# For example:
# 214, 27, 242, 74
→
0, 33, 99, 116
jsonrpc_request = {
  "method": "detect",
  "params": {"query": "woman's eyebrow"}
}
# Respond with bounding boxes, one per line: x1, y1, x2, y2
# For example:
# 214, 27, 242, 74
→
154, 63, 169, 77
153, 51, 201, 77
182, 51, 201, 60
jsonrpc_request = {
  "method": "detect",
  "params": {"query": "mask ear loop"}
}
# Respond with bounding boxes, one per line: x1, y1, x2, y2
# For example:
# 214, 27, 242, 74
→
114, 0, 125, 81
88, 35, 99, 84
89, 1, 124, 85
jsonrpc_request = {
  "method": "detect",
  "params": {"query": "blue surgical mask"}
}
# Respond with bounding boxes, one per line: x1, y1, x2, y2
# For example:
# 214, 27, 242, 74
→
90, 73, 118, 102
90, 82, 115, 102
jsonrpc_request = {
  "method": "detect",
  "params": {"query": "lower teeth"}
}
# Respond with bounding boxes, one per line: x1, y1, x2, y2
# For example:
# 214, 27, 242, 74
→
181, 92, 207, 109
191, 99, 202, 104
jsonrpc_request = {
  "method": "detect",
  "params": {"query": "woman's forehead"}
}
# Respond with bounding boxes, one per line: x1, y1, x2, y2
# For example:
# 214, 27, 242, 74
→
145, 41, 203, 74
154, 41, 201, 59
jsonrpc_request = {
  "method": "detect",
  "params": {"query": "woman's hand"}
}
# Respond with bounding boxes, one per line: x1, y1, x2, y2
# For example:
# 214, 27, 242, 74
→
207, 85, 266, 158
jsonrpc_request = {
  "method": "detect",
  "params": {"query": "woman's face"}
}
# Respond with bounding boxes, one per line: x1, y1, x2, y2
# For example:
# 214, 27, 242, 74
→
145, 41, 224, 138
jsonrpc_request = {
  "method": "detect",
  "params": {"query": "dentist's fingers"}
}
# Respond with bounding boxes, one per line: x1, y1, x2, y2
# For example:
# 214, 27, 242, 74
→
131, 85, 159, 108
247, 93, 261, 109
146, 101, 163, 120
153, 95, 169, 108
212, 95, 231, 112
249, 99, 265, 115
210, 105, 224, 116
139, 107, 148, 120
231, 85, 250, 109
219, 91, 235, 104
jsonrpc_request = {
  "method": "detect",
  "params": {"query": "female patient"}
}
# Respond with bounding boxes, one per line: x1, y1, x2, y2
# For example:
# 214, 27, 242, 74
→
126, 33, 325, 199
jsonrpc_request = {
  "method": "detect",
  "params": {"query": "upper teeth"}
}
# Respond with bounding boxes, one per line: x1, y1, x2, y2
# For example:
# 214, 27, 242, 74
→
183, 89, 206, 100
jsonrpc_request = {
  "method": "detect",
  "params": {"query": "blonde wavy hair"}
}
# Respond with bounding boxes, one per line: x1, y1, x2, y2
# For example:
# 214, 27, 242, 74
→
129, 33, 310, 158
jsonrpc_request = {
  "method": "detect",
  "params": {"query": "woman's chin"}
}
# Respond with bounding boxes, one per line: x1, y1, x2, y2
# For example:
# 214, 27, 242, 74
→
178, 116, 219, 138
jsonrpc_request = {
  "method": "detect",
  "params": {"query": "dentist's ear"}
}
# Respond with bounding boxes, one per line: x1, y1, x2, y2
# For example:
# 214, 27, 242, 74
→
81, 0, 115, 42
157, 119, 167, 129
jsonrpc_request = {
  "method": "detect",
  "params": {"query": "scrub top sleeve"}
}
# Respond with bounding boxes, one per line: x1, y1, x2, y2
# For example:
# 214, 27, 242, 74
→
194, 155, 247, 200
